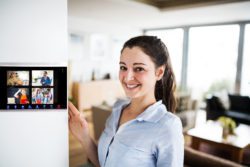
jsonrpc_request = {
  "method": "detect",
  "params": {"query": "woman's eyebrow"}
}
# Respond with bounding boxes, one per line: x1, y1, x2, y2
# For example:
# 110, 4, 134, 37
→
119, 62, 147, 66
133, 63, 146, 66
119, 62, 126, 65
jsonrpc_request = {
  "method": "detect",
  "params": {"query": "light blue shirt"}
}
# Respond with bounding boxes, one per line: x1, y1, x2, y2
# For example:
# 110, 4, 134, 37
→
98, 99, 184, 167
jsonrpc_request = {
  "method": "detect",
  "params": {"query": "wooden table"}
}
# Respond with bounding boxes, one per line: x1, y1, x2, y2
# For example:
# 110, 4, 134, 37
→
187, 121, 250, 163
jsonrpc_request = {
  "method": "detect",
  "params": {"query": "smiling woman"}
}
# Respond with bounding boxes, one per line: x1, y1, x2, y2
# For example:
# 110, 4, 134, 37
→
119, 46, 162, 100
68, 35, 184, 167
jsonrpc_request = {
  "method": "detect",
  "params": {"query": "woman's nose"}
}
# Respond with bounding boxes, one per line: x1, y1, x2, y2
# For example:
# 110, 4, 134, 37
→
125, 69, 135, 81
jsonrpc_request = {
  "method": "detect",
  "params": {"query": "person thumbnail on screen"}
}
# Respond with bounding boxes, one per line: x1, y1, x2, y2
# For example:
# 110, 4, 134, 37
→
32, 88, 53, 104
7, 71, 29, 86
7, 88, 30, 104
32, 70, 53, 86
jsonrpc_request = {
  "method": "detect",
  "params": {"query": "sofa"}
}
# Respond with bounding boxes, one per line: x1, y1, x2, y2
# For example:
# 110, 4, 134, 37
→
206, 94, 250, 125
184, 146, 244, 167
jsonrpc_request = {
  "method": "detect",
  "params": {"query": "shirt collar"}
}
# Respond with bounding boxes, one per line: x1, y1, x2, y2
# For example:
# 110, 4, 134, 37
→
117, 99, 167, 123
136, 100, 167, 123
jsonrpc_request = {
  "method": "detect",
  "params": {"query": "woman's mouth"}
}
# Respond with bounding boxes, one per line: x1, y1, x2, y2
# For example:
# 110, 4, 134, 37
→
125, 84, 141, 90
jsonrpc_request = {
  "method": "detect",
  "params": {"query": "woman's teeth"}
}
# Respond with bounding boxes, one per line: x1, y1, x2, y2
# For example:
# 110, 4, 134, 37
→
126, 84, 140, 89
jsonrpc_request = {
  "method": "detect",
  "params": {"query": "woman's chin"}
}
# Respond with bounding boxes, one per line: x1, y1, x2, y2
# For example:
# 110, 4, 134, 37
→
125, 92, 141, 99
124, 90, 139, 98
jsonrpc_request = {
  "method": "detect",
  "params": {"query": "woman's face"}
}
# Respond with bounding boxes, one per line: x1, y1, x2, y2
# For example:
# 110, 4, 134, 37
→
21, 89, 26, 95
119, 47, 164, 100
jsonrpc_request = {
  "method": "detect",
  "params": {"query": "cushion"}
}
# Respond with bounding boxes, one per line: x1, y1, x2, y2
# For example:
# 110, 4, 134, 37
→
228, 94, 250, 112
214, 90, 230, 110
211, 96, 226, 111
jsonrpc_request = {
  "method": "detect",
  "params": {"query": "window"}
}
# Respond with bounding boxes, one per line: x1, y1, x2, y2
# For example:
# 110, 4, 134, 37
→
241, 24, 250, 96
146, 29, 183, 86
188, 25, 239, 99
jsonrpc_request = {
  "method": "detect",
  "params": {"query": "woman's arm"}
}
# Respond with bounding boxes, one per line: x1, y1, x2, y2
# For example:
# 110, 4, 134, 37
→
68, 102, 100, 167
156, 117, 184, 167
14, 89, 21, 98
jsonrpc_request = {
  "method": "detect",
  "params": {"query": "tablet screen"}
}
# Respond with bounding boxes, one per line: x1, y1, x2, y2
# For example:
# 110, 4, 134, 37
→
0, 66, 67, 110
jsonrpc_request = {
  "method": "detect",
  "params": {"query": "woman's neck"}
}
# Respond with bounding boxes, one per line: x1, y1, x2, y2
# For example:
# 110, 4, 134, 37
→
127, 95, 156, 115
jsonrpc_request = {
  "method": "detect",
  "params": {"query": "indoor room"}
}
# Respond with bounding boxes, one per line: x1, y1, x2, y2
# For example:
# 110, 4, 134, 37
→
68, 0, 250, 167
0, 0, 249, 167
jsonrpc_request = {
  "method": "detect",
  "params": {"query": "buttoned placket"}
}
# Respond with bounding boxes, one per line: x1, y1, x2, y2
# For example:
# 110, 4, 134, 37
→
103, 117, 141, 166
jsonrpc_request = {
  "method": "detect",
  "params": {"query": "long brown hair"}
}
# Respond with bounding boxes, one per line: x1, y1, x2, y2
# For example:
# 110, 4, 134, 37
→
121, 36, 177, 113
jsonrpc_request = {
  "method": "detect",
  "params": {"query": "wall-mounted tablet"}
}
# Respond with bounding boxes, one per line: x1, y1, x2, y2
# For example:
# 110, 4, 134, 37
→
0, 66, 67, 110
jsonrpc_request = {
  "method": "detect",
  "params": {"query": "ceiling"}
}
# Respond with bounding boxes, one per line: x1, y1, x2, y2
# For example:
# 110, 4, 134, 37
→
133, 0, 249, 9
68, 0, 250, 34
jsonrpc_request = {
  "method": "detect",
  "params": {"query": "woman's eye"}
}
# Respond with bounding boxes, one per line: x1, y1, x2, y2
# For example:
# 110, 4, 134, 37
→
120, 66, 127, 71
134, 67, 144, 72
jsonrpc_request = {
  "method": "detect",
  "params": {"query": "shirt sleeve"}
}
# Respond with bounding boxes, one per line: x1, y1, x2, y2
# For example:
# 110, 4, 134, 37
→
155, 117, 184, 167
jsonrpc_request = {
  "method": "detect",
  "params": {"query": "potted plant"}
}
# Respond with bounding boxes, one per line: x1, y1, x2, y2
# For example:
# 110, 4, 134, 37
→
217, 116, 236, 139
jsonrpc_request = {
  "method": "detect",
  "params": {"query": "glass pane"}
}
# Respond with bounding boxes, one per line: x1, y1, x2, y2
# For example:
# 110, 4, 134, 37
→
188, 25, 239, 99
241, 24, 250, 96
146, 29, 183, 86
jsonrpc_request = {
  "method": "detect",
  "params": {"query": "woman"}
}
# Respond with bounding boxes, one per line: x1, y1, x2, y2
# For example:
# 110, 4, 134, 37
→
69, 36, 184, 167
14, 88, 29, 104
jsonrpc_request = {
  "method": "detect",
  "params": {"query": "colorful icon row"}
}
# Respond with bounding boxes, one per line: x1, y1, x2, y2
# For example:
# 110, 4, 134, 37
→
6, 104, 63, 110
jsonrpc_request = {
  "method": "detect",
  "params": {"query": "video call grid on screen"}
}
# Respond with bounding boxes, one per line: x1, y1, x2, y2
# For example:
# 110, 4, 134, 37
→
0, 66, 67, 110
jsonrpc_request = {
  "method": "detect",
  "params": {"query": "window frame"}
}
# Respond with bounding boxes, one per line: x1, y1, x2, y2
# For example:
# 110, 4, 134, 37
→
144, 21, 250, 95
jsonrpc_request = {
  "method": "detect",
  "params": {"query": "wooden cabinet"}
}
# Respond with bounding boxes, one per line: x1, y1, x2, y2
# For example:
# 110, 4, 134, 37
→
72, 80, 125, 111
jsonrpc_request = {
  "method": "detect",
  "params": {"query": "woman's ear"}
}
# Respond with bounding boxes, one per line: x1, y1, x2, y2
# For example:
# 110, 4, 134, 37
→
156, 66, 165, 81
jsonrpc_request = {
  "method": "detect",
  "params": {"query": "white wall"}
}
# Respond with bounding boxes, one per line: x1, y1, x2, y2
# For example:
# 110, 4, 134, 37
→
68, 13, 142, 82
68, 1, 144, 82
0, 0, 67, 63
68, 32, 140, 82
0, 1, 68, 167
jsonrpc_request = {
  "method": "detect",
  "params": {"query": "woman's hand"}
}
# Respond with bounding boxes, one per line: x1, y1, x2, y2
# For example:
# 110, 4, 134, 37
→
68, 102, 89, 144
69, 102, 100, 167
